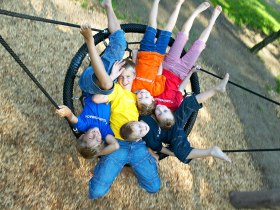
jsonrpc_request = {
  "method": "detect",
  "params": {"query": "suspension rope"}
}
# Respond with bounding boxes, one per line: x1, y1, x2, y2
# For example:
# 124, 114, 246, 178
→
0, 9, 102, 32
223, 148, 280, 153
0, 35, 59, 109
200, 68, 280, 106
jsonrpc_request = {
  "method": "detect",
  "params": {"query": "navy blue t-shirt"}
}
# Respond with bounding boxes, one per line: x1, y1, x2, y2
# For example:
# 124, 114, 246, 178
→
73, 94, 114, 140
140, 95, 202, 163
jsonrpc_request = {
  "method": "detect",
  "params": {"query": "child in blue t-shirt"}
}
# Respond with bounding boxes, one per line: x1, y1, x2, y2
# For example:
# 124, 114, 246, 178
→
56, 93, 119, 159
56, 0, 126, 158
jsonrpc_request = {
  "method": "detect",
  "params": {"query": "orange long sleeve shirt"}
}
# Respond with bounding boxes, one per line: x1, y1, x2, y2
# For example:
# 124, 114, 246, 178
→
132, 51, 166, 96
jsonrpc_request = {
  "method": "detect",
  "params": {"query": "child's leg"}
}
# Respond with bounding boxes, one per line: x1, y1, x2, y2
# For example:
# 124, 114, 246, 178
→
164, 0, 185, 32
100, 0, 126, 78
101, 0, 121, 33
163, 2, 209, 78
148, 0, 160, 29
181, 2, 210, 37
155, 0, 184, 54
195, 73, 229, 104
139, 0, 160, 52
199, 5, 222, 43
186, 146, 231, 162
163, 32, 188, 70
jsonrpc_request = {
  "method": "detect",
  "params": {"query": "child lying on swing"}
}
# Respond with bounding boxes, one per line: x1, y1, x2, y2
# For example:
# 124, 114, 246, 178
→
131, 0, 185, 115
56, 0, 130, 158
120, 73, 231, 164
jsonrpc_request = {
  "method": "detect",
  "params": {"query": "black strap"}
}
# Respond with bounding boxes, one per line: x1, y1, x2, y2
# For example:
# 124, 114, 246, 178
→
0, 35, 59, 109
200, 68, 280, 106
0, 9, 102, 32
223, 148, 280, 153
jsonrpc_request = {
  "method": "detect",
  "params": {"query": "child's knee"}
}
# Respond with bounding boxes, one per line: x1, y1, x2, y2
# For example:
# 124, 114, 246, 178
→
146, 179, 161, 193
88, 179, 110, 200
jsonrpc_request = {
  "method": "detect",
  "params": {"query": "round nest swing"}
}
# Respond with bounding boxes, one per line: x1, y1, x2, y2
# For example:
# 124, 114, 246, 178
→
63, 23, 201, 140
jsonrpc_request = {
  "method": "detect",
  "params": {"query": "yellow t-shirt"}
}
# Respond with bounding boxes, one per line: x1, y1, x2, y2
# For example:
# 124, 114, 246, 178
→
108, 84, 139, 140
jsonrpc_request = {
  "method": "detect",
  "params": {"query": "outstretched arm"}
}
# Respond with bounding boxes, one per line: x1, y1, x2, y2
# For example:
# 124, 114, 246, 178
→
92, 94, 109, 104
96, 134, 120, 157
80, 24, 113, 90
132, 49, 138, 64
160, 147, 175, 156
157, 63, 163, 75
186, 146, 231, 162
56, 105, 78, 124
148, 147, 159, 162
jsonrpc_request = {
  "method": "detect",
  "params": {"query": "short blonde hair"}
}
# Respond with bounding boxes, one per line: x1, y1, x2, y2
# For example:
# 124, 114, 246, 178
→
120, 121, 139, 141
123, 58, 135, 73
137, 100, 156, 115
157, 113, 175, 129
76, 135, 104, 159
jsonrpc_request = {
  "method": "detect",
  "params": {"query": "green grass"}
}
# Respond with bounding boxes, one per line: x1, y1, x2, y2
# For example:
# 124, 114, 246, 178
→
111, 0, 127, 20
276, 75, 280, 93
209, 0, 280, 35
80, 0, 88, 9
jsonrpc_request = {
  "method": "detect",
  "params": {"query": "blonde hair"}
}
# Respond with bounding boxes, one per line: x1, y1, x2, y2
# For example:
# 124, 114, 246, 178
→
157, 113, 175, 129
137, 100, 156, 115
123, 58, 135, 73
76, 135, 104, 159
120, 121, 138, 141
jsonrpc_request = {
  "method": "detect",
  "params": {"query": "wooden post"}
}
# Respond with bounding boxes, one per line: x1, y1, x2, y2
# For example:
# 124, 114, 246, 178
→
250, 29, 280, 54
229, 189, 280, 208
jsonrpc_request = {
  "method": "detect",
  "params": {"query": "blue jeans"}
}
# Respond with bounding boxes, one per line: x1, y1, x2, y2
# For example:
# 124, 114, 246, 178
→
140, 26, 171, 54
88, 140, 160, 199
79, 30, 126, 95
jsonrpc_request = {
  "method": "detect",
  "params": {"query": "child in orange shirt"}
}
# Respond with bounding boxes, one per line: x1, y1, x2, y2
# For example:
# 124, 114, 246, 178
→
132, 0, 185, 97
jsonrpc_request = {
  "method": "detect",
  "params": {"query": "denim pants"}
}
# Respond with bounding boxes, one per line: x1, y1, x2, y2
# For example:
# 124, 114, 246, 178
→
79, 30, 126, 95
140, 26, 172, 54
88, 140, 160, 199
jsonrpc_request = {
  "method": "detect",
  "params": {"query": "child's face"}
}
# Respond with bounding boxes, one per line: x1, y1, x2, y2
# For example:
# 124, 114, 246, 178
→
83, 127, 102, 147
118, 69, 135, 91
137, 89, 153, 106
155, 104, 174, 123
129, 121, 150, 139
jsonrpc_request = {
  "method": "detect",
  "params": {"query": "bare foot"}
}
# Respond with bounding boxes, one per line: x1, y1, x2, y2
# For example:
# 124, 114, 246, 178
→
215, 73, 229, 93
176, 0, 185, 5
101, 0, 112, 8
194, 2, 210, 14
210, 146, 231, 162
210, 5, 222, 22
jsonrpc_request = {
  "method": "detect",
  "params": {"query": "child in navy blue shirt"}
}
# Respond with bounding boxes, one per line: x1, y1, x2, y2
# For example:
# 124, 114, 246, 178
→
121, 74, 231, 163
56, 93, 119, 159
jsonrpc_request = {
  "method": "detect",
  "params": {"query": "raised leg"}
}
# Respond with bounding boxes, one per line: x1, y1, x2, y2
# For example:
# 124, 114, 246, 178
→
164, 0, 185, 32
101, 0, 121, 33
199, 5, 222, 43
181, 2, 210, 37
186, 146, 231, 162
195, 73, 229, 104
148, 0, 160, 28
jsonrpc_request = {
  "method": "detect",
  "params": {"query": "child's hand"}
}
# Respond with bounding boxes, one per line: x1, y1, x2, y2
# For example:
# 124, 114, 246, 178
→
110, 60, 126, 81
56, 105, 73, 118
191, 65, 201, 73
80, 23, 93, 42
